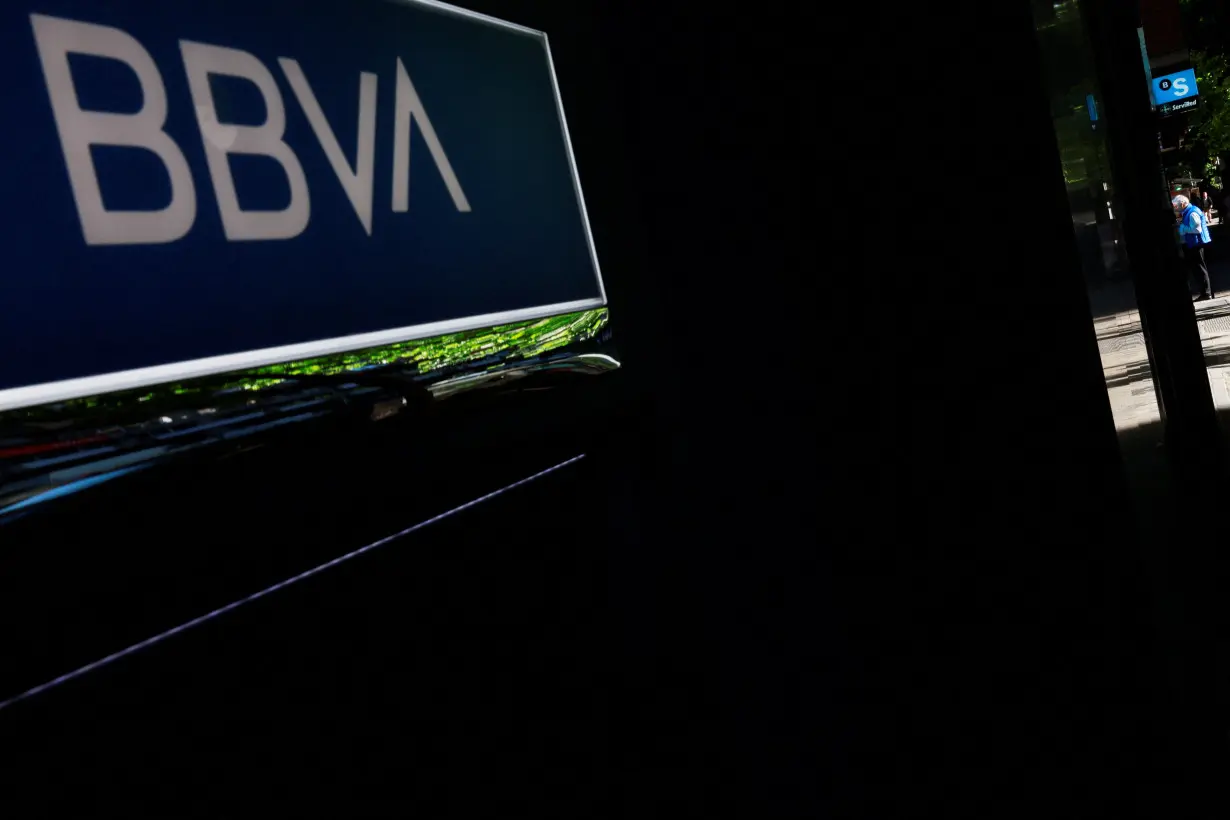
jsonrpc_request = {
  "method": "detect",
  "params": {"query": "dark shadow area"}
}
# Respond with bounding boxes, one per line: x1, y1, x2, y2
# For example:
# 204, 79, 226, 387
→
1086, 226, 1230, 320
1109, 408, 1230, 817
2, 398, 1223, 818
1087, 257, 1230, 319
10, 1, 1230, 817
1207, 257, 1230, 297
1088, 278, 1146, 318
0, 381, 821, 816
0, 450, 626, 815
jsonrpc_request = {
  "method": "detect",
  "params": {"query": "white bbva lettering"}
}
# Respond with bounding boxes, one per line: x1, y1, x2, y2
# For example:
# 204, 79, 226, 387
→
28, 13, 471, 246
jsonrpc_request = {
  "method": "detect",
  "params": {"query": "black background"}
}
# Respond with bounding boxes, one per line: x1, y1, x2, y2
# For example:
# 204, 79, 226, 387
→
0, 1, 1197, 817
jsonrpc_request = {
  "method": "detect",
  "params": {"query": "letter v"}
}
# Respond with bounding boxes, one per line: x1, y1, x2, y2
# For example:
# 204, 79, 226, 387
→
279, 58, 378, 235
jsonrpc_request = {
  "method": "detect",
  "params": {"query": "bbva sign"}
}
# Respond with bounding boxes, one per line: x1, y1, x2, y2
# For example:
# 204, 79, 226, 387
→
30, 12, 471, 246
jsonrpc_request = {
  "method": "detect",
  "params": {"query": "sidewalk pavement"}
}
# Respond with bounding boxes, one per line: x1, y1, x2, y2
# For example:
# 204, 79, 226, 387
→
1094, 296, 1230, 431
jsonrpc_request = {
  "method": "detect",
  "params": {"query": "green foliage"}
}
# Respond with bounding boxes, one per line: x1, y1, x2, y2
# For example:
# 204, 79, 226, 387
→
0, 308, 612, 424
250, 308, 609, 380
1189, 50, 1230, 160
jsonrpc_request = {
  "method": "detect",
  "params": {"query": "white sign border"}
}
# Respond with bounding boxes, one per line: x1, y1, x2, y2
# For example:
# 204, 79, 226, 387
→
0, 0, 608, 412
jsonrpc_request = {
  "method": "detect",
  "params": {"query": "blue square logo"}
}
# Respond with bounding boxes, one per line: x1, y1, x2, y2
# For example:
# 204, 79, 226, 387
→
1153, 69, 1199, 106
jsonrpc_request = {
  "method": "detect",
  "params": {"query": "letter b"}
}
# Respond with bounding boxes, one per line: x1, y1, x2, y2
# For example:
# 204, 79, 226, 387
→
180, 41, 310, 241
30, 14, 197, 246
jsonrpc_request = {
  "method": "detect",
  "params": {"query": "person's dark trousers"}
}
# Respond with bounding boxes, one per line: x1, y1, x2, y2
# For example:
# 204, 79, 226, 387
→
1188, 244, 1214, 299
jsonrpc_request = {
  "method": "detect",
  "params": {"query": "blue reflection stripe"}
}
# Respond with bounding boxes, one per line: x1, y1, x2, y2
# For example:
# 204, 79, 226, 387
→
48, 447, 169, 483
19, 445, 119, 471
0, 464, 149, 517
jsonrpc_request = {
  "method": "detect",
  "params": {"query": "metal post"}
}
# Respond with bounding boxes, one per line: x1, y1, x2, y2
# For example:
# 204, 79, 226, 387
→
1080, 2, 1230, 805
1079, 0, 1221, 484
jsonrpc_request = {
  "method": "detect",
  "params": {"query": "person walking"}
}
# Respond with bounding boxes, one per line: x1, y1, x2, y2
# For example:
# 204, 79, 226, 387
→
1174, 194, 1214, 301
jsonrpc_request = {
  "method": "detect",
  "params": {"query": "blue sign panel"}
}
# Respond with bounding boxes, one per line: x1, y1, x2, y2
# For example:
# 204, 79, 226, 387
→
1152, 68, 1199, 106
0, 0, 605, 410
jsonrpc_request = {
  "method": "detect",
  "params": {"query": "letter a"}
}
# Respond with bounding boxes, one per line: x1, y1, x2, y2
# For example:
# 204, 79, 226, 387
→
392, 58, 471, 213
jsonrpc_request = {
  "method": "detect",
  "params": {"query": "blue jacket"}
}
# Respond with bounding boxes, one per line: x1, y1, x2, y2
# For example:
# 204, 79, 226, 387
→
1179, 204, 1212, 248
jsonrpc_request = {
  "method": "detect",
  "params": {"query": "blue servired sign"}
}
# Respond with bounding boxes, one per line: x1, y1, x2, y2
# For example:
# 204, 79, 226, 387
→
1152, 68, 1199, 106
0, 0, 606, 411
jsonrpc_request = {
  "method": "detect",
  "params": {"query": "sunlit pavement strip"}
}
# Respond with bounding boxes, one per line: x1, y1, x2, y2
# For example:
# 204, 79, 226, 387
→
0, 453, 587, 713
1095, 298, 1230, 431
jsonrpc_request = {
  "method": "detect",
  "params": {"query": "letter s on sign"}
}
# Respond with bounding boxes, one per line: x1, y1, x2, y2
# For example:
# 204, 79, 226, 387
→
1173, 77, 1190, 97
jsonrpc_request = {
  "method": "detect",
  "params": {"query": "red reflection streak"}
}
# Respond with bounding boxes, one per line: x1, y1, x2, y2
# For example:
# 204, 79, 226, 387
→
0, 434, 111, 460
